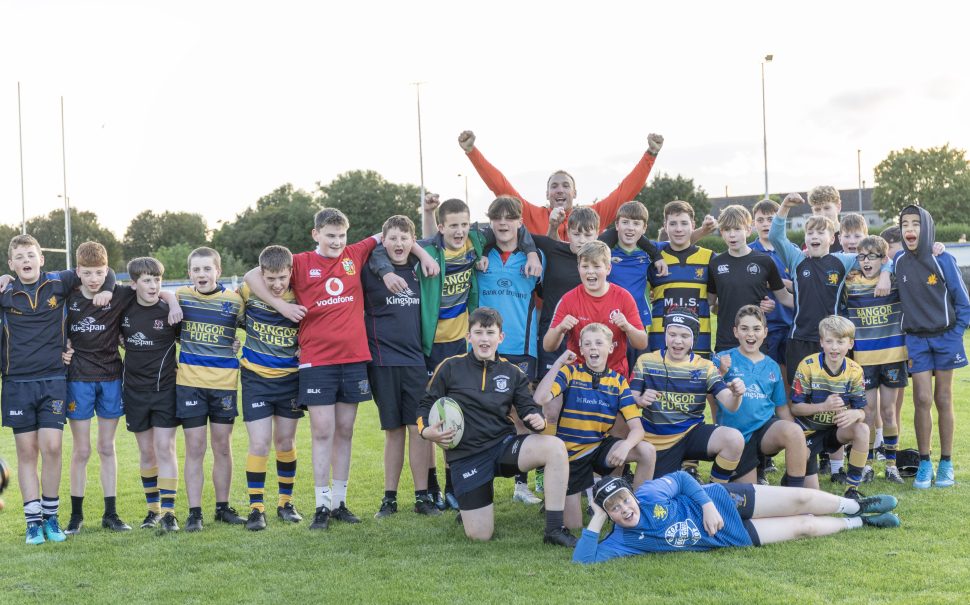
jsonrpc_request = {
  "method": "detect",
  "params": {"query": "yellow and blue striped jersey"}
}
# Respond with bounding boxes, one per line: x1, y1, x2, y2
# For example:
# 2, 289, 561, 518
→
630, 351, 727, 450
791, 353, 866, 433
648, 244, 714, 357
175, 285, 244, 391
239, 283, 299, 379
844, 272, 907, 366
550, 364, 640, 460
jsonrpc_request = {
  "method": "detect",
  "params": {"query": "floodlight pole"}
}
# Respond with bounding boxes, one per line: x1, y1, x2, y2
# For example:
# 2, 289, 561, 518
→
61, 96, 72, 269
413, 82, 427, 211
857, 149, 863, 212
18, 82, 26, 234
761, 54, 773, 199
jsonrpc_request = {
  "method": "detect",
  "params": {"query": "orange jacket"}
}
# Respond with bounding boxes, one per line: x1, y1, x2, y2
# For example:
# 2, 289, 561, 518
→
465, 146, 658, 240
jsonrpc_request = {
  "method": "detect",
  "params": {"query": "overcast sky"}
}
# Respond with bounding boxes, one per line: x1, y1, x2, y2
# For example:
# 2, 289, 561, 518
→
1, 1, 967, 237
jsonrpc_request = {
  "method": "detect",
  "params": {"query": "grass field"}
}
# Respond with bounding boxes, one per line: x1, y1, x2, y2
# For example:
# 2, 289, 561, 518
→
2, 336, 970, 605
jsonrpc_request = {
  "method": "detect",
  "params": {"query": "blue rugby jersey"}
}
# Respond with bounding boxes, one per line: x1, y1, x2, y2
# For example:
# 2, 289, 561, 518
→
713, 348, 787, 441
477, 248, 542, 359
549, 363, 640, 460
572, 471, 752, 563
175, 284, 244, 391
749, 240, 794, 332
239, 283, 299, 379
607, 245, 652, 330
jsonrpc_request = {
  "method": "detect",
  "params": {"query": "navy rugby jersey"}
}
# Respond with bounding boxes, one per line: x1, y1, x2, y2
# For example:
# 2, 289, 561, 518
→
120, 300, 180, 392
66, 285, 136, 381
363, 261, 424, 367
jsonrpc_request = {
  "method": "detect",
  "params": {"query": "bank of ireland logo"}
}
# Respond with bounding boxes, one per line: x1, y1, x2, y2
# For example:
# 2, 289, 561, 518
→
325, 278, 344, 296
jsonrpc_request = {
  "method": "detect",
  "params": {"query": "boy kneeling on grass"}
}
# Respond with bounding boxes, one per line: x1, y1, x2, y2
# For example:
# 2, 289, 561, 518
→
417, 307, 576, 547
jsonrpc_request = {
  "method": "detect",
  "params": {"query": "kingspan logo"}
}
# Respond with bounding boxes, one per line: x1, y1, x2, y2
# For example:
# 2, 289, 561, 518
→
71, 316, 106, 333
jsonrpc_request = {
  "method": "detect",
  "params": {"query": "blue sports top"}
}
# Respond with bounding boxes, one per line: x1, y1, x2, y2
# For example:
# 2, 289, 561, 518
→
477, 248, 542, 358
713, 348, 787, 441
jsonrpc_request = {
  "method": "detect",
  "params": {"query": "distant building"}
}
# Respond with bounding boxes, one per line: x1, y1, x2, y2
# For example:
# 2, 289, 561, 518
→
708, 188, 883, 231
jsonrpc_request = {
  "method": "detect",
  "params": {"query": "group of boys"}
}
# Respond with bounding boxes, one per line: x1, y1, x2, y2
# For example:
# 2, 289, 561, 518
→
2, 129, 966, 549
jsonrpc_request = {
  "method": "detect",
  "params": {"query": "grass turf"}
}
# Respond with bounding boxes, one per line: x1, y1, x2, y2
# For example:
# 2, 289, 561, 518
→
1, 335, 969, 605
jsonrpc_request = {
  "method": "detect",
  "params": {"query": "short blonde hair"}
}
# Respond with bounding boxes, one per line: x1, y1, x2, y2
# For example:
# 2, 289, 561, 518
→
717, 205, 752, 231
580, 322, 613, 342
804, 215, 837, 235
576, 240, 611, 266
818, 315, 855, 340
808, 185, 841, 208
840, 213, 868, 235
8, 234, 40, 259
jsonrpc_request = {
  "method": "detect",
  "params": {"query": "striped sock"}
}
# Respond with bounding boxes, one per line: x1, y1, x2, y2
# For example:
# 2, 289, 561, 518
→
24, 499, 42, 525
276, 449, 297, 508
883, 430, 899, 466
158, 477, 177, 513
846, 447, 868, 487
247, 454, 268, 513
41, 495, 59, 519
710, 455, 739, 483
141, 466, 161, 514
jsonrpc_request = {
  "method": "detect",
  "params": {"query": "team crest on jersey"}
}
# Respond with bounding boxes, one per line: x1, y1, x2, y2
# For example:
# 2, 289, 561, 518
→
47, 296, 58, 309
768, 371, 777, 382
342, 258, 356, 275
664, 519, 701, 548
927, 274, 938, 286
612, 256, 623, 265
690, 369, 702, 381
652, 504, 668, 520
694, 268, 704, 279
494, 375, 510, 393
746, 263, 761, 275
802, 268, 811, 278
50, 399, 64, 415
826, 271, 839, 286
221, 301, 235, 315
154, 319, 165, 330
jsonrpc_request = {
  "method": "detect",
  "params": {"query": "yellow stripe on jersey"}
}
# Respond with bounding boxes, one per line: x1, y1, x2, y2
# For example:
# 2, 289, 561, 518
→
239, 283, 299, 378
550, 365, 639, 460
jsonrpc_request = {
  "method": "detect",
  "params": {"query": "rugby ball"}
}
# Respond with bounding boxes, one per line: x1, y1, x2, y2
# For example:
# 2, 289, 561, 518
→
428, 397, 465, 450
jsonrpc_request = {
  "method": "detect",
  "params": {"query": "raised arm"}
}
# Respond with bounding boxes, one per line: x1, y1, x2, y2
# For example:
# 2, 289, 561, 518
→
589, 134, 663, 227
768, 203, 805, 274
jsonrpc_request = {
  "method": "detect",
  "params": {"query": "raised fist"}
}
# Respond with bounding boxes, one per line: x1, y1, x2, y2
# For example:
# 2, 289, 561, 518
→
716, 354, 732, 377
423, 191, 440, 214
648, 133, 664, 154
458, 130, 476, 153
782, 192, 805, 208
548, 206, 566, 228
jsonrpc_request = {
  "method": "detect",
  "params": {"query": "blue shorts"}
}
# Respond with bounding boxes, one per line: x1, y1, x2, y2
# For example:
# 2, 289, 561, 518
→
67, 379, 124, 420
906, 326, 968, 374
765, 328, 789, 368
1, 378, 67, 434
501, 354, 538, 383
241, 368, 303, 422
298, 362, 371, 406
175, 385, 238, 427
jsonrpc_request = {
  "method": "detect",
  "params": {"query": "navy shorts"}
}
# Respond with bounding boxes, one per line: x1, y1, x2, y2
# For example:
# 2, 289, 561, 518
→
298, 362, 371, 406
785, 338, 819, 386
368, 365, 427, 430
241, 368, 303, 422
425, 339, 467, 377
567, 436, 622, 495
906, 326, 968, 374
805, 427, 845, 475
450, 434, 526, 510
123, 387, 179, 433
863, 361, 908, 390
733, 418, 781, 478
539, 341, 568, 377
501, 354, 538, 383
175, 385, 238, 428
67, 379, 124, 420
1, 378, 67, 434
765, 328, 789, 368
721, 483, 761, 546
654, 423, 721, 477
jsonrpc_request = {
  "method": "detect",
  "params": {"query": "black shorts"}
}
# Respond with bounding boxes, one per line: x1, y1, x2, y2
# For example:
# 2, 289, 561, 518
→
425, 339, 467, 376
721, 483, 761, 546
654, 424, 720, 477
298, 363, 371, 406
538, 339, 568, 376
1, 378, 67, 434
785, 339, 819, 386
805, 427, 845, 475
175, 385, 237, 427
862, 361, 908, 390
501, 354, 538, 383
450, 434, 526, 510
241, 368, 303, 422
567, 436, 622, 495
733, 418, 781, 478
123, 387, 179, 433
368, 365, 427, 430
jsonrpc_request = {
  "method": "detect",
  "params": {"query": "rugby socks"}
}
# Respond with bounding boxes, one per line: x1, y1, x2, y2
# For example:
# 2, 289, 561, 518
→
385, 490, 397, 501
829, 457, 844, 474
868, 432, 877, 463
427, 467, 441, 495
515, 471, 528, 485
844, 516, 864, 530
874, 427, 884, 449
276, 449, 297, 508
941, 454, 952, 463
104, 496, 117, 517
315, 485, 332, 511
544, 509, 565, 533
41, 496, 59, 519
24, 499, 42, 525
836, 497, 861, 515
246, 454, 268, 513
710, 455, 740, 484
332, 479, 348, 507
71, 495, 84, 518
414, 489, 428, 502
782, 474, 805, 488
920, 454, 931, 463
444, 467, 455, 496
159, 478, 177, 513
846, 447, 868, 488
141, 466, 161, 514
883, 429, 899, 466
